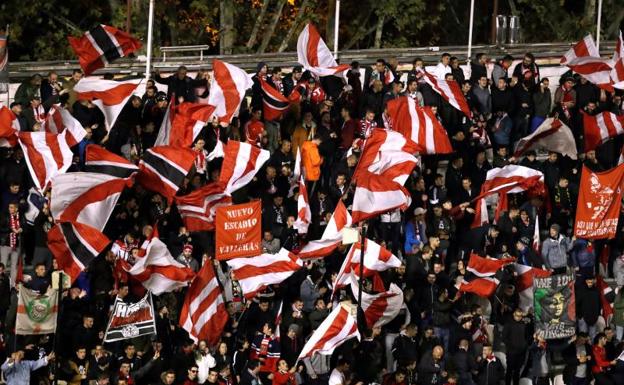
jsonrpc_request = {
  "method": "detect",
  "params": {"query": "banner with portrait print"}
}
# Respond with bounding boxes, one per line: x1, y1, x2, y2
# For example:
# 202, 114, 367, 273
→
533, 274, 576, 339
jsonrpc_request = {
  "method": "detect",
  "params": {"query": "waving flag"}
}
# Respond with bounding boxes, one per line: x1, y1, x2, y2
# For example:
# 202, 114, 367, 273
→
18, 131, 74, 192
137, 146, 197, 201
155, 102, 215, 147
387, 97, 452, 154
219, 140, 270, 195
42, 106, 86, 147
123, 237, 195, 295
459, 253, 515, 297
582, 111, 624, 152
48, 222, 111, 283
51, 172, 132, 231
612, 31, 624, 88
298, 200, 352, 259
596, 275, 615, 319
85, 144, 138, 178
180, 262, 229, 346
260, 78, 290, 121
335, 238, 402, 293
68, 24, 142, 75
421, 71, 472, 119
0, 105, 18, 147
226, 248, 303, 299
297, 303, 359, 360
514, 118, 577, 159
350, 282, 403, 328
208, 59, 253, 125
351, 129, 418, 223
74, 77, 141, 130
472, 165, 545, 228
293, 176, 311, 234
0, 30, 8, 92
297, 24, 350, 77
175, 182, 231, 232
561, 34, 614, 91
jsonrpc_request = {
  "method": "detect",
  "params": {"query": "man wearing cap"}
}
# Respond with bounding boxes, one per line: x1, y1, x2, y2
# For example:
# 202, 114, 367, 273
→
10, 102, 28, 131
404, 208, 428, 257
515, 237, 544, 268
14, 74, 42, 106
177, 244, 199, 272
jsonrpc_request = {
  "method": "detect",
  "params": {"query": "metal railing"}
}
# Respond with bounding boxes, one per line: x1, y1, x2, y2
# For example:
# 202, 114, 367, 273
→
161, 45, 211, 62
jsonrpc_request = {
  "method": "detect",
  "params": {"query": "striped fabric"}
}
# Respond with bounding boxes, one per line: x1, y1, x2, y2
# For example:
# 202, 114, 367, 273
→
18, 131, 74, 192
74, 77, 141, 130
582, 111, 624, 151
85, 144, 139, 178
297, 303, 359, 360
218, 140, 270, 195
208, 59, 253, 125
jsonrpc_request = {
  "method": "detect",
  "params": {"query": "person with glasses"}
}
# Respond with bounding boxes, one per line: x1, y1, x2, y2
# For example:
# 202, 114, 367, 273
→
184, 365, 200, 385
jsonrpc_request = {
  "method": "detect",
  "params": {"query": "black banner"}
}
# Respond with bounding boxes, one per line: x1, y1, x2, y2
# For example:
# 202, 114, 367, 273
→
533, 274, 576, 339
104, 292, 157, 342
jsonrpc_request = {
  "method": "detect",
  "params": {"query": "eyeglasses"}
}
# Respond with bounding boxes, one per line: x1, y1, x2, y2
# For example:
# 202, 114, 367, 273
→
190, 370, 198, 373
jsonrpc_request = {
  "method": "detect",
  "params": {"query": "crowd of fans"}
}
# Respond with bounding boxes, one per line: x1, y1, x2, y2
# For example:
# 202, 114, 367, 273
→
1, 50, 624, 385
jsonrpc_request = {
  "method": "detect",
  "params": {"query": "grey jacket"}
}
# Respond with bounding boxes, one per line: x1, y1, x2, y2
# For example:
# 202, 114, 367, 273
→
541, 235, 573, 269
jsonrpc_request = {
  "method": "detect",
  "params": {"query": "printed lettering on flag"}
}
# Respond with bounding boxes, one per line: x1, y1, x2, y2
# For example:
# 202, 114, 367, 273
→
104, 292, 157, 342
216, 201, 262, 260
534, 274, 576, 340
574, 165, 624, 239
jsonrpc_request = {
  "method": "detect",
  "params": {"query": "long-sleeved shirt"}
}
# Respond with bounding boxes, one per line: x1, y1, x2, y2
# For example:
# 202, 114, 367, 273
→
1, 357, 48, 385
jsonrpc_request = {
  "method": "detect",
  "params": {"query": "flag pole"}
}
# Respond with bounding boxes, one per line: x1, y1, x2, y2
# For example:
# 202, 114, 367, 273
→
356, 222, 369, 336
333, 0, 340, 60
467, 0, 475, 65
145, 0, 155, 83
596, 0, 603, 51
4, 24, 9, 107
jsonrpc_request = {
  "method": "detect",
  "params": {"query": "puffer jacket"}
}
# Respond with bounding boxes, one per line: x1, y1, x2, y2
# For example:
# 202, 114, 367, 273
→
541, 235, 572, 269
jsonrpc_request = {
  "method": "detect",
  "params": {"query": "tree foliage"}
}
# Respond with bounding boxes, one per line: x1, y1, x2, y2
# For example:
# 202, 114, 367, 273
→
0, 0, 622, 61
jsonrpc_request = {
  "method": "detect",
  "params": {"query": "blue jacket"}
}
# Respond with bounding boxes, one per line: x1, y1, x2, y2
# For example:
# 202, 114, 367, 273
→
1, 357, 48, 385
404, 221, 427, 254
571, 239, 595, 269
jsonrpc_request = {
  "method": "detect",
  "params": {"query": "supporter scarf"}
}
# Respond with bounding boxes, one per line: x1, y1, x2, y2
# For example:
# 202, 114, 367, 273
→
194, 149, 207, 174
33, 105, 46, 124
561, 85, 574, 119
9, 213, 20, 250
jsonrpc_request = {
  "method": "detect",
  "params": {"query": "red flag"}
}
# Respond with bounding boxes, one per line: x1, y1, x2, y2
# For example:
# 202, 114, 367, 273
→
596, 275, 615, 319
0, 106, 18, 147
208, 60, 253, 125
420, 70, 472, 119
175, 182, 231, 232
156, 102, 215, 147
297, 24, 349, 77
136, 146, 197, 202
68, 24, 142, 75
574, 165, 624, 239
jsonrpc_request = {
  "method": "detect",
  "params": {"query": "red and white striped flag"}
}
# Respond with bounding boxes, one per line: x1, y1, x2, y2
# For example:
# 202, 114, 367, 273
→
351, 129, 418, 223
208, 59, 253, 125
218, 140, 270, 195
513, 118, 577, 159
260, 79, 290, 121
0, 105, 19, 147
74, 77, 141, 130
136, 146, 197, 202
561, 34, 601, 64
18, 131, 74, 192
42, 106, 86, 147
85, 144, 138, 178
514, 263, 550, 312
226, 248, 303, 299
123, 237, 195, 295
350, 282, 403, 328
582, 111, 624, 152
298, 200, 352, 259
472, 165, 545, 228
297, 303, 359, 360
155, 102, 215, 147
420, 71, 472, 119
612, 31, 624, 88
0, 31, 7, 74
175, 182, 232, 232
68, 24, 142, 76
386, 96, 452, 154
297, 24, 350, 78
293, 176, 311, 234
561, 34, 614, 91
466, 253, 515, 276
334, 238, 401, 293
50, 172, 132, 231
47, 222, 111, 283
179, 262, 229, 346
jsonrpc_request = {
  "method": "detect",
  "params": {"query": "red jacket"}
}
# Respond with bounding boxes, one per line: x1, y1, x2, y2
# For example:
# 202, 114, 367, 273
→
591, 345, 611, 374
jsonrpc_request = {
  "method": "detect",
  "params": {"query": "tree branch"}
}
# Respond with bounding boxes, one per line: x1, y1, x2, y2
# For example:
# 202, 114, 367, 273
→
257, 0, 288, 54
246, 0, 271, 50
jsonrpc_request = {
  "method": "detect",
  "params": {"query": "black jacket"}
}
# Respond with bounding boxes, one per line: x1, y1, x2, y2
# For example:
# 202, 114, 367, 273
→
576, 283, 602, 325
502, 319, 529, 354
476, 357, 504, 385
153, 73, 207, 103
